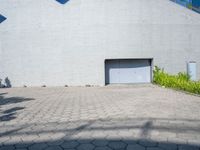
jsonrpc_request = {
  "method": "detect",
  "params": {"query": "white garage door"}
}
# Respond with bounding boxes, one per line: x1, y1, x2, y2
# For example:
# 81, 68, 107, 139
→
105, 59, 151, 84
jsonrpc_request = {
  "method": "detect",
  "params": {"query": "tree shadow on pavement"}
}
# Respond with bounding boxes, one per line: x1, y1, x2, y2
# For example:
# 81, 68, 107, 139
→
0, 93, 34, 106
0, 92, 35, 121
0, 118, 200, 150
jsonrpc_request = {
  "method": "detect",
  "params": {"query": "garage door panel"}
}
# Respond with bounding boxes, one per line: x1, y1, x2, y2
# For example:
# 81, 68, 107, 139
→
105, 59, 151, 84
109, 68, 120, 83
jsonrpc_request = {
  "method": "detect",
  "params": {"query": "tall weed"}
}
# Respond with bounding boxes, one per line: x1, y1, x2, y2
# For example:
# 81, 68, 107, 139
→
153, 66, 200, 95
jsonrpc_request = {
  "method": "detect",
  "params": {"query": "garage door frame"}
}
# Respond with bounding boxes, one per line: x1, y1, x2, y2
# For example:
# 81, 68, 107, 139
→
104, 58, 153, 85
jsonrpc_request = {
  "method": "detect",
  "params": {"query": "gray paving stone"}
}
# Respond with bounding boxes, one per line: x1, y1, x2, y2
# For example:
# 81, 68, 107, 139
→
139, 140, 157, 147
77, 143, 95, 150
76, 139, 93, 144
15, 143, 32, 148
0, 146, 15, 150
178, 145, 199, 150
108, 141, 127, 149
28, 143, 48, 150
44, 146, 62, 150
147, 148, 164, 150
95, 146, 112, 150
92, 140, 108, 146
47, 140, 64, 146
158, 143, 177, 150
126, 144, 145, 150
123, 140, 137, 145
61, 141, 79, 149
0, 85, 200, 149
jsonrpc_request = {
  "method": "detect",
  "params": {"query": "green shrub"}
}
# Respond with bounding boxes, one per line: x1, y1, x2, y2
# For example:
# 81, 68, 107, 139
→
153, 66, 200, 95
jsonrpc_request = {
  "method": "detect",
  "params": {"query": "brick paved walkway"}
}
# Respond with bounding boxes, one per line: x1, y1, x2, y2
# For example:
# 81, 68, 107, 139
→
0, 85, 200, 150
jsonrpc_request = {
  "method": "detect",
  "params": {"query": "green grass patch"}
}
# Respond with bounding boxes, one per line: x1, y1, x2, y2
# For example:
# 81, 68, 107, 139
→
153, 66, 200, 95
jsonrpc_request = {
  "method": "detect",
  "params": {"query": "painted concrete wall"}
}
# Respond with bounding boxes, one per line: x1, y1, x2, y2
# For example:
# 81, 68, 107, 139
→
0, 0, 200, 87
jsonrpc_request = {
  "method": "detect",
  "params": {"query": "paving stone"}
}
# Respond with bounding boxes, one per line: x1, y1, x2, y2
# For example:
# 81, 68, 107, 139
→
123, 140, 137, 145
0, 146, 15, 150
0, 136, 10, 145
1, 86, 200, 150
108, 141, 127, 149
168, 138, 187, 144
92, 140, 108, 146
95, 146, 112, 150
29, 143, 48, 150
46, 139, 64, 146
61, 141, 79, 149
76, 139, 93, 144
15, 143, 32, 148
188, 140, 200, 147
139, 140, 157, 147
178, 145, 199, 150
126, 144, 145, 150
44, 146, 62, 150
158, 143, 177, 150
77, 143, 95, 150
147, 148, 164, 150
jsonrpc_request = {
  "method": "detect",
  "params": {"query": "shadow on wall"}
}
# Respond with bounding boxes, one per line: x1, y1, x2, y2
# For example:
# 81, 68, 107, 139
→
0, 118, 200, 149
0, 77, 12, 88
0, 14, 6, 24
55, 0, 70, 4
0, 92, 35, 121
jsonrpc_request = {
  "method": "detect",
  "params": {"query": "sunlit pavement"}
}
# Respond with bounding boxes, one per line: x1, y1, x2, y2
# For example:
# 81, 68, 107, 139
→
0, 84, 200, 150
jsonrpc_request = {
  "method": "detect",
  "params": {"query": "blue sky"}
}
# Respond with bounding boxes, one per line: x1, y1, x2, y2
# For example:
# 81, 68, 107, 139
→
193, 0, 200, 7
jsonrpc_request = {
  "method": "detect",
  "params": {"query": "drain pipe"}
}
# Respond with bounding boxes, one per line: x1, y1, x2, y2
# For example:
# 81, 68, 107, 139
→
187, 61, 197, 81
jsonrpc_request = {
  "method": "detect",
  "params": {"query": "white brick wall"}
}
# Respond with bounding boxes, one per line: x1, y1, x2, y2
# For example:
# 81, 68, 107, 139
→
0, 0, 200, 87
